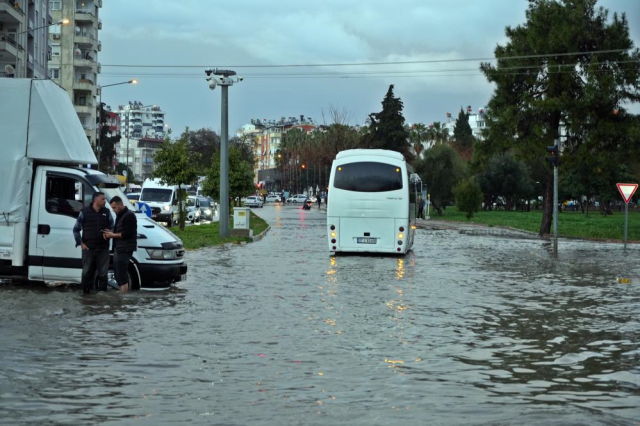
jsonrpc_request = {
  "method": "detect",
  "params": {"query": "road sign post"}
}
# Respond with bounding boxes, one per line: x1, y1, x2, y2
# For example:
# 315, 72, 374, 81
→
616, 183, 638, 250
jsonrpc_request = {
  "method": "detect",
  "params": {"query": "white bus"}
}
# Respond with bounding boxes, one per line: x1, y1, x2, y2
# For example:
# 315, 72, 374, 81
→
327, 149, 422, 255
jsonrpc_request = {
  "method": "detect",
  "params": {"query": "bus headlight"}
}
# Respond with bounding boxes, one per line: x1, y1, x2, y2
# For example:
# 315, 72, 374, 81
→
163, 205, 171, 211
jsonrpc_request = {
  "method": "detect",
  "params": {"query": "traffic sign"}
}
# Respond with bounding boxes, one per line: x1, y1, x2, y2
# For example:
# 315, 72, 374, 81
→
137, 202, 152, 218
616, 183, 638, 204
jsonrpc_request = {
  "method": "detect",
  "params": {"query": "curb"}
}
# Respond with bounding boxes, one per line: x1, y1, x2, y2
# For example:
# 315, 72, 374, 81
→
251, 225, 271, 242
417, 219, 640, 244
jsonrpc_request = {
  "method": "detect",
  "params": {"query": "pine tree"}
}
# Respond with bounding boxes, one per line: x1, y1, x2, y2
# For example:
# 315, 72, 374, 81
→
368, 85, 413, 161
452, 108, 474, 150
480, 0, 640, 234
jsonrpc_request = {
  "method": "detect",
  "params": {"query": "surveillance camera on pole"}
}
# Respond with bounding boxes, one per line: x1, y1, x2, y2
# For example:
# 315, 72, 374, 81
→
204, 68, 243, 237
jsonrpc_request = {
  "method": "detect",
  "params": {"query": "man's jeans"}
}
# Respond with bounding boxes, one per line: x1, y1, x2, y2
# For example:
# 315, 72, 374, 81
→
81, 248, 109, 293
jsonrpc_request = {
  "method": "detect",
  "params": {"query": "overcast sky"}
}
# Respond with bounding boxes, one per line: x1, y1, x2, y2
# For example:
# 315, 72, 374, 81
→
98, 0, 640, 136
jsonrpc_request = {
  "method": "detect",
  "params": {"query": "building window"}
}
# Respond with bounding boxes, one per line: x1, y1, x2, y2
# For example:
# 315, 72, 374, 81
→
50, 1, 61, 10
49, 68, 59, 79
52, 45, 61, 56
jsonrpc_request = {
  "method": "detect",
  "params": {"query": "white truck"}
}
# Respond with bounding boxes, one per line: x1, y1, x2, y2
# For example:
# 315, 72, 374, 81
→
0, 79, 187, 289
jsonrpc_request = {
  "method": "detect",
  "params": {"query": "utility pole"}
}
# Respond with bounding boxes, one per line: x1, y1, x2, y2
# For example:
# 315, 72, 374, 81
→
547, 139, 559, 257
205, 68, 243, 237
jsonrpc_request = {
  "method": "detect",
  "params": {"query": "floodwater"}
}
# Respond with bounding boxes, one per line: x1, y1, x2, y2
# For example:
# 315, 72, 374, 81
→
0, 204, 638, 425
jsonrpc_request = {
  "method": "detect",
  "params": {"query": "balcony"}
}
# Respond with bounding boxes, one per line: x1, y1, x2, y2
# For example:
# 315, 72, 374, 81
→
73, 77, 95, 91
74, 99, 94, 115
97, 41, 101, 51
75, 9, 97, 25
0, 0, 24, 24
74, 31, 96, 47
0, 35, 19, 59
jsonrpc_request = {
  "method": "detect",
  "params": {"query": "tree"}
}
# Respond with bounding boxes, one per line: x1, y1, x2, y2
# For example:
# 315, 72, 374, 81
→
409, 123, 429, 159
453, 177, 484, 219
451, 108, 475, 161
452, 108, 475, 150
414, 144, 467, 215
476, 152, 533, 211
203, 145, 255, 208
187, 128, 220, 174
153, 128, 201, 230
368, 85, 413, 161
97, 106, 120, 174
480, 0, 640, 235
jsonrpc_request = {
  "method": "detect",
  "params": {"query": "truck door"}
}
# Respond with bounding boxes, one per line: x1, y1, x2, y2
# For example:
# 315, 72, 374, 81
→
32, 172, 94, 282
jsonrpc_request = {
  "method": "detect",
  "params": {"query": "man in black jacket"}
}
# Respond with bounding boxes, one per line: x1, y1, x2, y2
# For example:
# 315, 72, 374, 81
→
73, 192, 113, 294
104, 196, 137, 294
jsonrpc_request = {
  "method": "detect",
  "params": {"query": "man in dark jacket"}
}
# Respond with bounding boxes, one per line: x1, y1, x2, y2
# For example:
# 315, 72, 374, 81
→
104, 196, 137, 294
73, 192, 113, 294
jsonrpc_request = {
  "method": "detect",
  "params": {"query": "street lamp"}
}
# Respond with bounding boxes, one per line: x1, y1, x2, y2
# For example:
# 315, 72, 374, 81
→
13, 19, 70, 78
205, 68, 243, 237
96, 79, 137, 171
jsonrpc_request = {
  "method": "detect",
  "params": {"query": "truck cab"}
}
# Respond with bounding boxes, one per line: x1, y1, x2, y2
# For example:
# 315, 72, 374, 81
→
28, 167, 187, 288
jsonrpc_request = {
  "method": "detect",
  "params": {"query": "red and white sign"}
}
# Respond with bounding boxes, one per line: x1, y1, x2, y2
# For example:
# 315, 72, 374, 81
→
616, 183, 638, 204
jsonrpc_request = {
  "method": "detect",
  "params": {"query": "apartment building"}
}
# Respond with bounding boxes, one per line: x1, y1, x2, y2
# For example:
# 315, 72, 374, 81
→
48, 0, 102, 146
238, 115, 317, 189
0, 0, 52, 78
114, 101, 167, 182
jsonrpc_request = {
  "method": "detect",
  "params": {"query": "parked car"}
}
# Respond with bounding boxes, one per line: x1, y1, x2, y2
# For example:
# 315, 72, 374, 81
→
245, 195, 264, 208
186, 195, 201, 223
287, 194, 309, 203
126, 192, 140, 205
198, 196, 216, 220
265, 194, 281, 203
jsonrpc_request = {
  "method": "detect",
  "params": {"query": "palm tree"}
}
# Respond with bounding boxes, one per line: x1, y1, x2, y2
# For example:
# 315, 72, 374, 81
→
410, 123, 428, 159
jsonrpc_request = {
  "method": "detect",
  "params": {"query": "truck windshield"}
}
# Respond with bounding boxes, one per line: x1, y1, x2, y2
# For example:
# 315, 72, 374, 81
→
140, 188, 172, 202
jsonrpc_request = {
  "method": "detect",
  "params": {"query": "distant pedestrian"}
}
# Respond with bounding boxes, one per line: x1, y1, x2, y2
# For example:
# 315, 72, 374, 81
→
317, 195, 322, 209
104, 196, 137, 294
418, 195, 425, 219
73, 192, 113, 294
281, 192, 286, 205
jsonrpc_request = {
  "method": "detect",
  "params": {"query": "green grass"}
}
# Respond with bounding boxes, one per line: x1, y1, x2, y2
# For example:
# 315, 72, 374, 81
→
171, 210, 269, 250
434, 207, 640, 240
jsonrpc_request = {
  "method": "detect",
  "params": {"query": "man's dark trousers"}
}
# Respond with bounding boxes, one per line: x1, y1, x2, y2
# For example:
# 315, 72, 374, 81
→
81, 248, 109, 293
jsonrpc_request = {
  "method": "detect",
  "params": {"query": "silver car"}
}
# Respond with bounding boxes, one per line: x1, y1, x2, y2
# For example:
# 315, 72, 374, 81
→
245, 196, 264, 208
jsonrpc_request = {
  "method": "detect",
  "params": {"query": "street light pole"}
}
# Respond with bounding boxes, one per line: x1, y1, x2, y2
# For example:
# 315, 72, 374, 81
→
14, 19, 69, 78
97, 79, 137, 171
205, 68, 243, 238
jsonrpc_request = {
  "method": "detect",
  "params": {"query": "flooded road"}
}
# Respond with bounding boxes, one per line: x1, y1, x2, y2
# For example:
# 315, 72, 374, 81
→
1, 204, 639, 425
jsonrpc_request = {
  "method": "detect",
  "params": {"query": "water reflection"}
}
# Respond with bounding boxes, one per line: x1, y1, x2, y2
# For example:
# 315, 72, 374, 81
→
1, 207, 639, 425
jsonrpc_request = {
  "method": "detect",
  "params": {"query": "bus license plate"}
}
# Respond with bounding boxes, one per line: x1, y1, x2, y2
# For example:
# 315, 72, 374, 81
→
357, 237, 377, 244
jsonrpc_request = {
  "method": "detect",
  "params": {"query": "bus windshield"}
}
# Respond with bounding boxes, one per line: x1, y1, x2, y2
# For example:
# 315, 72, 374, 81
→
333, 161, 403, 192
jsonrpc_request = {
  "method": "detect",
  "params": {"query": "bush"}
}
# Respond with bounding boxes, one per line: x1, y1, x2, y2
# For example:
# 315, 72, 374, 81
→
453, 177, 483, 219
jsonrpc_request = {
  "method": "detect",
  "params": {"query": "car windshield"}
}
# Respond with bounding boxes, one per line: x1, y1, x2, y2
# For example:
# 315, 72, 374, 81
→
102, 188, 137, 212
200, 199, 211, 207
140, 188, 172, 202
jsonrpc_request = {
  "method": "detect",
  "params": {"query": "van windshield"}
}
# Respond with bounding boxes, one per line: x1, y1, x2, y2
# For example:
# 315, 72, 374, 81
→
141, 188, 172, 202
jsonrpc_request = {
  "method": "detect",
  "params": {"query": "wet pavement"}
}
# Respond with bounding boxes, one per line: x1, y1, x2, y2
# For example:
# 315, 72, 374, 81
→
0, 203, 639, 425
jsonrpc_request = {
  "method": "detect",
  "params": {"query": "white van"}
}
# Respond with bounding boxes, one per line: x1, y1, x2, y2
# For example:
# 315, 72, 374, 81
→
139, 179, 181, 227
